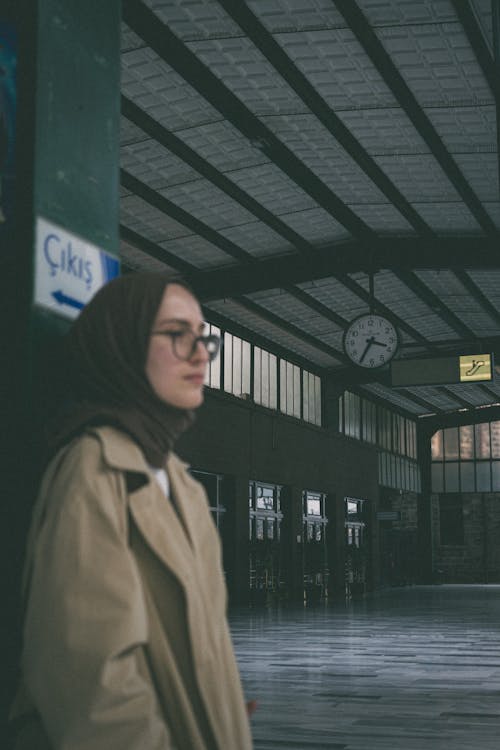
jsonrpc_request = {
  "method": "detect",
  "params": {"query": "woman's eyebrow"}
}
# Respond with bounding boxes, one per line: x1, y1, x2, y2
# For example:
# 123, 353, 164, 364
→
155, 317, 205, 331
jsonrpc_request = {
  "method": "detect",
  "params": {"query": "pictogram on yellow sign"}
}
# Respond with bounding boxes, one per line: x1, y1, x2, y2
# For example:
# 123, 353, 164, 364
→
459, 354, 492, 382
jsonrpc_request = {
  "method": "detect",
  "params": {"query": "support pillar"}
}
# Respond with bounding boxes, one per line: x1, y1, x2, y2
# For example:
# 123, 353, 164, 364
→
2, 0, 121, 727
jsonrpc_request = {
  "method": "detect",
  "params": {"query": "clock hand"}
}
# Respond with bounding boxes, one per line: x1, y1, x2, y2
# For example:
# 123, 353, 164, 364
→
359, 337, 374, 364
371, 339, 388, 348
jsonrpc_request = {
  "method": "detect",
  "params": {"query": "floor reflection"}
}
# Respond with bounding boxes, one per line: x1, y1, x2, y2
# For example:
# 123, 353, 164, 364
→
229, 585, 500, 750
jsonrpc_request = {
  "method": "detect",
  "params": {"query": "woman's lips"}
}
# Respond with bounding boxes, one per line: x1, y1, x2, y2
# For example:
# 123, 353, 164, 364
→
184, 374, 205, 385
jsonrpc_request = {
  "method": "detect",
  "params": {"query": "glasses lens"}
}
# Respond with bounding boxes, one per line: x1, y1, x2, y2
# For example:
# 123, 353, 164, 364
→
205, 335, 220, 361
171, 332, 220, 361
173, 330, 194, 360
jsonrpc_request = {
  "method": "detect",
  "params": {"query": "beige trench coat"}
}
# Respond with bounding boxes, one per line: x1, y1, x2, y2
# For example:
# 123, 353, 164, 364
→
12, 426, 253, 750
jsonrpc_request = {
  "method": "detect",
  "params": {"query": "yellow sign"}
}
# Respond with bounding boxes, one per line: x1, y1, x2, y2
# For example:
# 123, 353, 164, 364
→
459, 354, 492, 382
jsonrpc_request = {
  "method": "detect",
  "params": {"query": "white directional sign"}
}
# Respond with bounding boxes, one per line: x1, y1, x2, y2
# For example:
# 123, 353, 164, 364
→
35, 216, 120, 319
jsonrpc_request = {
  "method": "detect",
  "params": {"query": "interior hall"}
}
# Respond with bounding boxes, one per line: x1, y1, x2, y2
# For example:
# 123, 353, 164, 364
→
3, 2, 500, 749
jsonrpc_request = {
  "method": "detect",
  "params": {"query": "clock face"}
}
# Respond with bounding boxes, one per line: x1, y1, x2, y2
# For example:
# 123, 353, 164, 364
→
343, 314, 399, 368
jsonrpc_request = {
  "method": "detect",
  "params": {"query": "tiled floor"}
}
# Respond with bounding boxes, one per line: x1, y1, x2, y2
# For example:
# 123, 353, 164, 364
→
229, 585, 500, 750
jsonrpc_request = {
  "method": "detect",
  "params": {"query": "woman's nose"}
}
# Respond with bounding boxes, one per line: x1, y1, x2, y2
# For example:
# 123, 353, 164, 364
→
191, 337, 210, 362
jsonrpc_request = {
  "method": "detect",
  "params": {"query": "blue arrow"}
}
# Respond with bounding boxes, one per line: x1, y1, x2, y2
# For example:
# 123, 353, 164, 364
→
52, 290, 85, 310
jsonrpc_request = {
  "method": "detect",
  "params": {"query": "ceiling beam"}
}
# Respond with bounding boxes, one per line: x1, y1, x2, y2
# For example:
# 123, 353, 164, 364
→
453, 270, 500, 328
393, 270, 476, 340
122, 0, 377, 245
334, 0, 499, 237
475, 384, 500, 402
121, 96, 318, 262
452, 0, 500, 194
233, 296, 348, 363
419, 404, 500, 433
451, 0, 500, 99
353, 384, 440, 417
282, 286, 349, 328
121, 169, 255, 266
437, 386, 477, 410
188, 236, 500, 300
218, 0, 434, 239
120, 225, 195, 274
394, 388, 445, 415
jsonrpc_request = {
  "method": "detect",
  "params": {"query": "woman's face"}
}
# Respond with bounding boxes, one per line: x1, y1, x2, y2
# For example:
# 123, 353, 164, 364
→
145, 284, 209, 409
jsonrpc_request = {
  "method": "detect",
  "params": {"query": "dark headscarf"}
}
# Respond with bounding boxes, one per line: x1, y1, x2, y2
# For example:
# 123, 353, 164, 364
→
46, 272, 195, 467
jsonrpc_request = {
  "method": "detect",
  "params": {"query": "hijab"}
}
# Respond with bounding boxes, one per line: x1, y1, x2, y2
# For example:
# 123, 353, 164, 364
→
46, 272, 195, 468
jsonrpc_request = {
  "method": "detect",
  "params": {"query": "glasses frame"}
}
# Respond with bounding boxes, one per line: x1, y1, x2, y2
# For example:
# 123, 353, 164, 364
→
151, 329, 221, 362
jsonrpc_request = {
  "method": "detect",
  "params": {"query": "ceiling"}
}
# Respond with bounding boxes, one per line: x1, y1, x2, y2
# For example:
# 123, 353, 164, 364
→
119, 0, 500, 423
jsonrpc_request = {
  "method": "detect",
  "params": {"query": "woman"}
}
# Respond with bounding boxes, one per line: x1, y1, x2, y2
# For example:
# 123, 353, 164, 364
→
11, 272, 254, 749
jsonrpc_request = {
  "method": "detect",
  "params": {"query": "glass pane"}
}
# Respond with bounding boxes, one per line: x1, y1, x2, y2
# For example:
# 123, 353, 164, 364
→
224, 333, 232, 393
491, 422, 500, 458
256, 518, 264, 540
444, 462, 459, 492
410, 422, 416, 458
390, 454, 396, 487
257, 486, 274, 510
460, 462, 475, 492
314, 375, 321, 426
308, 373, 315, 424
431, 463, 443, 493
280, 359, 287, 412
476, 461, 491, 492
232, 336, 242, 395
475, 423, 491, 459
253, 347, 261, 404
459, 425, 474, 459
302, 371, 309, 422
492, 461, 500, 491
262, 350, 269, 407
338, 394, 344, 433
270, 354, 277, 409
431, 431, 443, 460
307, 498, 321, 516
287, 362, 294, 415
444, 428, 459, 460
242, 340, 251, 396
392, 414, 399, 454
293, 365, 301, 418
400, 416, 405, 455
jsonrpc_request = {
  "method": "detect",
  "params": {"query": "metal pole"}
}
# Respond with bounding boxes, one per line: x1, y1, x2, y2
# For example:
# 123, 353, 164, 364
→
492, 0, 500, 194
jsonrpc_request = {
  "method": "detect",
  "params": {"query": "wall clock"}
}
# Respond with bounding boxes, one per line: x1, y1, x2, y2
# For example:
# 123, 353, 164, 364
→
343, 314, 399, 368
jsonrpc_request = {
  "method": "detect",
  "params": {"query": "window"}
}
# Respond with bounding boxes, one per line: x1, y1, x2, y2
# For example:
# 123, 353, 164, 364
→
443, 427, 459, 460
362, 399, 377, 444
439, 495, 464, 545
344, 391, 360, 439
431, 421, 500, 493
203, 323, 221, 389
224, 332, 251, 399
459, 425, 474, 459
280, 360, 301, 418
303, 370, 321, 426
254, 347, 277, 409
431, 430, 443, 461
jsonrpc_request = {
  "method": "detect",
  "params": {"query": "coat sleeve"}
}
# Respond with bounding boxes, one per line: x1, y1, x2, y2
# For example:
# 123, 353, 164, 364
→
22, 435, 175, 750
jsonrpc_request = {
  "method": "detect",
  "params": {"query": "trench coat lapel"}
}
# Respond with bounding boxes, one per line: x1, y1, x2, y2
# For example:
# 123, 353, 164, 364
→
127, 481, 195, 594
93, 427, 196, 593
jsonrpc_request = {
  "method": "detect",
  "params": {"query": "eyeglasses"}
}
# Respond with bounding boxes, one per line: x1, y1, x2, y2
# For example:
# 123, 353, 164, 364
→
151, 329, 221, 362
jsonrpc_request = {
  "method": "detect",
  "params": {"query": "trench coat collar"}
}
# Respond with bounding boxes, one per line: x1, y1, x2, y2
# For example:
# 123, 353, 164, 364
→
88, 425, 190, 477
89, 426, 198, 589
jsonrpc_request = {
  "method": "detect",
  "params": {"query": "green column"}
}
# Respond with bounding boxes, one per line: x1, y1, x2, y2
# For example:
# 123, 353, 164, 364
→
2, 0, 121, 725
